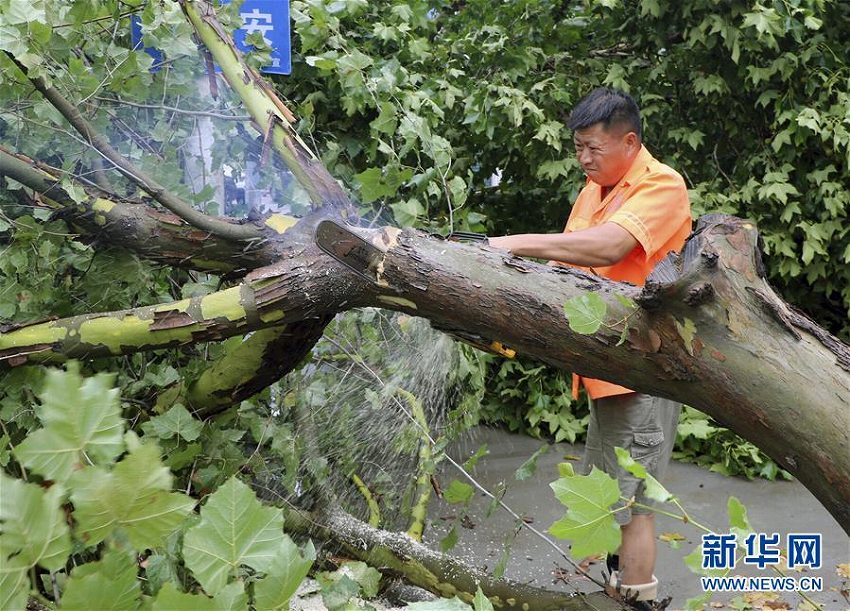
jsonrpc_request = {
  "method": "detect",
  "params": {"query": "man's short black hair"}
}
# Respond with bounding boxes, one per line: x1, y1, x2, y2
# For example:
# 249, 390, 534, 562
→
567, 87, 642, 139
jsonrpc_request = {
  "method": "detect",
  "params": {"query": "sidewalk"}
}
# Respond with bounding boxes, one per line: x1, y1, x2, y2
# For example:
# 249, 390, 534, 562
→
424, 426, 849, 610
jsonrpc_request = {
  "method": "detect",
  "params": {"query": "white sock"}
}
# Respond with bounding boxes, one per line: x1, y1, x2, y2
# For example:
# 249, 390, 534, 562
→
608, 571, 658, 601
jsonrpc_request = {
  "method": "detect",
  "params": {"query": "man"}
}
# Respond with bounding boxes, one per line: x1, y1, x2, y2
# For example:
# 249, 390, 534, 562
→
489, 87, 692, 607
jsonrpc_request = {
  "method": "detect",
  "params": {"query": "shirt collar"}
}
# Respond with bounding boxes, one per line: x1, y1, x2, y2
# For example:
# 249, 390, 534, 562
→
618, 144, 653, 188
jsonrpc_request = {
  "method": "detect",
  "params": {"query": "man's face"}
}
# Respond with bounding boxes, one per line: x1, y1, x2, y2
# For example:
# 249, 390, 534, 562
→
573, 122, 639, 188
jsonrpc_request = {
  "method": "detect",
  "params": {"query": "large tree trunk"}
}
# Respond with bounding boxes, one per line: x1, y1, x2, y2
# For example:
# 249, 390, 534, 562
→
2, 213, 848, 533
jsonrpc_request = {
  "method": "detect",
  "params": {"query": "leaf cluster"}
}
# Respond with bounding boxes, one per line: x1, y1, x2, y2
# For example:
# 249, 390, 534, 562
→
1, 363, 316, 610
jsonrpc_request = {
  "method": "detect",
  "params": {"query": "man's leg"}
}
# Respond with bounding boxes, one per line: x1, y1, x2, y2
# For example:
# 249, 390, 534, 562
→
619, 514, 656, 585
581, 393, 680, 599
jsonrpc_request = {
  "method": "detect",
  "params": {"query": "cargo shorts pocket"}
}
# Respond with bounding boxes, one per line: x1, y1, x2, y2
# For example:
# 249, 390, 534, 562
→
629, 428, 664, 475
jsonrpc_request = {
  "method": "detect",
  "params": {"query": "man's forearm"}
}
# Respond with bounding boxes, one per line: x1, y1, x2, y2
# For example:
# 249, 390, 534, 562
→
489, 223, 638, 267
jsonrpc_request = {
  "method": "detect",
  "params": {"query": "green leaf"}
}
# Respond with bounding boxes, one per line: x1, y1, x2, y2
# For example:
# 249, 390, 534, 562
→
536, 158, 573, 181
152, 582, 217, 610
142, 404, 203, 442
319, 573, 360, 611
473, 586, 494, 611
684, 544, 727, 577
674, 317, 697, 356
144, 554, 180, 597
0, 556, 29, 611
61, 550, 140, 611
69, 440, 194, 550
685, 592, 714, 611
614, 447, 674, 503
151, 581, 248, 610
548, 467, 621, 558
389, 197, 424, 227
183, 476, 284, 596
254, 539, 315, 610
563, 292, 607, 335
370, 101, 397, 135
514, 443, 549, 481
0, 472, 70, 571
462, 444, 489, 470
60, 178, 88, 204
443, 479, 474, 504
340, 560, 381, 598
440, 526, 458, 552
803, 15, 822, 30
677, 417, 718, 440
14, 362, 124, 483
796, 107, 821, 133
557, 462, 575, 477
727, 496, 753, 539
355, 167, 390, 203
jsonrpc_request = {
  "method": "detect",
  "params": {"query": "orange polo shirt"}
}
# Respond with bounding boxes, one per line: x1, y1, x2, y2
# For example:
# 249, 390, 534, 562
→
561, 145, 692, 400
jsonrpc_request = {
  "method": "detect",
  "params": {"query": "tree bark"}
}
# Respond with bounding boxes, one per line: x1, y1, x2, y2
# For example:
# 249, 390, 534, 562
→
282, 506, 621, 611
0, 145, 297, 274
2, 213, 848, 532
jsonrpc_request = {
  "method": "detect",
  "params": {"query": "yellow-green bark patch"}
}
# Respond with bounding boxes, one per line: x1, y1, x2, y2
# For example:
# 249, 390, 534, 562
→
93, 198, 116, 213
264, 214, 298, 234
153, 298, 191, 314
377, 296, 418, 310
0, 323, 68, 350
78, 316, 153, 353
199, 287, 246, 322
259, 309, 285, 323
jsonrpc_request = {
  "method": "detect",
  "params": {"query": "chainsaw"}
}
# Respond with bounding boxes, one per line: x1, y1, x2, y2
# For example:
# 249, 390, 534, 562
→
315, 220, 515, 359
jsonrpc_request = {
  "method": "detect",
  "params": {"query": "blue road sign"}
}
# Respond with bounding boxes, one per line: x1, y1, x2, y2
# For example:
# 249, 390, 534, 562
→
131, 1, 291, 75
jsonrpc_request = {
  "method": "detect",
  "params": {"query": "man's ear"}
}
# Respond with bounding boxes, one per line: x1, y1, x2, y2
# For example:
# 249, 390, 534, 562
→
623, 131, 639, 153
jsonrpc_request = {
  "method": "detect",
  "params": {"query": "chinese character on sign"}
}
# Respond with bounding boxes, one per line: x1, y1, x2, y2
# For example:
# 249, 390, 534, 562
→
743, 532, 782, 569
240, 8, 274, 45
787, 534, 822, 569
227, 0, 291, 74
702, 533, 737, 570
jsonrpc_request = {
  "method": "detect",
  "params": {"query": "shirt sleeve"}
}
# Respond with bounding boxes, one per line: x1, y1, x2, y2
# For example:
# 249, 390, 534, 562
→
607, 170, 691, 261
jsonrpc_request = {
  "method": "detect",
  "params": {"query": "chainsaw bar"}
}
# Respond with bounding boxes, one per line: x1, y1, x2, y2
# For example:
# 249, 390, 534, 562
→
446, 231, 488, 243
315, 219, 384, 284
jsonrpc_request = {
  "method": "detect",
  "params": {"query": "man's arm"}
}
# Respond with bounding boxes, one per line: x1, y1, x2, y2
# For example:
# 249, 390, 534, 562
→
488, 222, 638, 267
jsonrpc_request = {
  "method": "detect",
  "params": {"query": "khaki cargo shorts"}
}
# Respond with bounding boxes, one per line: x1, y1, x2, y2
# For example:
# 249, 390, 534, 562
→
580, 392, 681, 525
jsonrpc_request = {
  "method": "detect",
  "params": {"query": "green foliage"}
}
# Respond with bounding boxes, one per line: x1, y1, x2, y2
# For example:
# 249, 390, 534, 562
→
514, 443, 549, 481
0, 364, 315, 609
0, 472, 71, 608
14, 362, 124, 484
141, 404, 204, 442
480, 356, 589, 444
60, 551, 140, 611
563, 293, 608, 335
614, 446, 674, 503
317, 560, 382, 609
183, 476, 285, 596
443, 479, 474, 504
548, 466, 622, 559
152, 581, 248, 610
69, 437, 195, 550
675, 407, 791, 480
